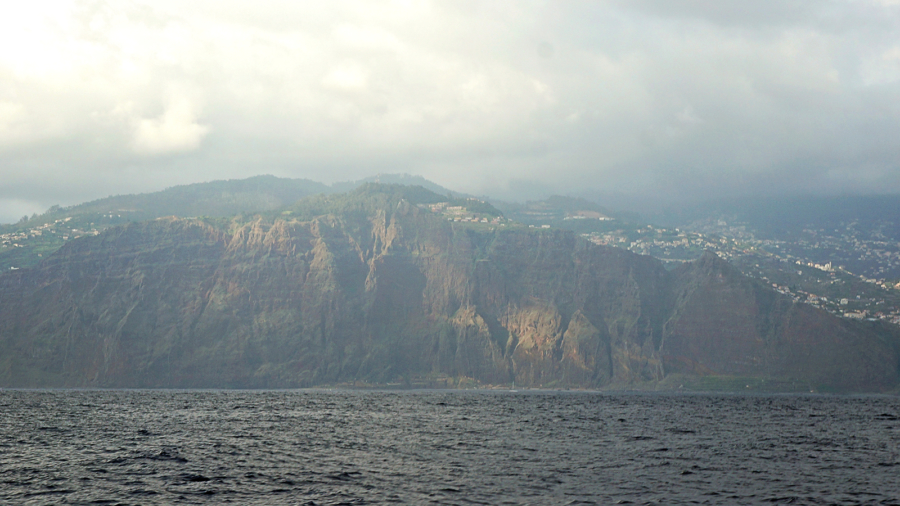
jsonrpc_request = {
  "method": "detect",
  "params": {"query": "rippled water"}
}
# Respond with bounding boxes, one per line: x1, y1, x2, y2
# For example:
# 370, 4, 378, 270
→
1, 390, 899, 505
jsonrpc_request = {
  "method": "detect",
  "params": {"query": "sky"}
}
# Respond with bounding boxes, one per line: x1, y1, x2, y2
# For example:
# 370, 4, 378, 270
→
2, 0, 900, 223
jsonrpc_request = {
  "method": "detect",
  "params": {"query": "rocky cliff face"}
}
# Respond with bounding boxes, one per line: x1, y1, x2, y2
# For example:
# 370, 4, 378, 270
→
1, 187, 898, 391
661, 254, 899, 391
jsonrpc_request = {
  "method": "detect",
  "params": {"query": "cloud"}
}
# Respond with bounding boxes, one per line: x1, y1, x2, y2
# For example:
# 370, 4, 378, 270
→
1, 0, 900, 222
129, 97, 209, 155
321, 62, 368, 92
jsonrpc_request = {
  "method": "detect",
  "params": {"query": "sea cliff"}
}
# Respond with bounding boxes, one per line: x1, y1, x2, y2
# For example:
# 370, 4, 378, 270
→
1, 186, 897, 391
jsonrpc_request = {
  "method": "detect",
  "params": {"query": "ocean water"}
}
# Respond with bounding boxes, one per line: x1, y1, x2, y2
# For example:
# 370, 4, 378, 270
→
1, 390, 898, 505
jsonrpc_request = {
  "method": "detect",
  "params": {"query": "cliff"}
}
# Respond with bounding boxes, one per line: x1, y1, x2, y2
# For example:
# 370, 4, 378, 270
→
1, 185, 898, 391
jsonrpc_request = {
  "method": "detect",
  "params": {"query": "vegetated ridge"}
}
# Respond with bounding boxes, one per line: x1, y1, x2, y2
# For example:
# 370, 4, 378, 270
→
0, 174, 463, 272
1, 184, 898, 391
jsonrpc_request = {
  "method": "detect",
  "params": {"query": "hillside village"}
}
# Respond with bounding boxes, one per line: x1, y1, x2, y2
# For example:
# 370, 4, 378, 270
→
0, 211, 141, 271
3, 191, 899, 328
420, 200, 507, 225
419, 197, 900, 327
583, 223, 900, 326
0, 217, 103, 269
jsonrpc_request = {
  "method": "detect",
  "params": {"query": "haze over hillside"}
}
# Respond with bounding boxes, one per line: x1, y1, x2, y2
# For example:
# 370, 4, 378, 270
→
3, 2, 900, 224
1, 183, 899, 392
4, 174, 900, 329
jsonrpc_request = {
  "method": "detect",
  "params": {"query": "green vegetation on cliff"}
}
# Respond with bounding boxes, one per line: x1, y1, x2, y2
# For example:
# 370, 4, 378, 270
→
1, 184, 898, 391
0, 177, 494, 272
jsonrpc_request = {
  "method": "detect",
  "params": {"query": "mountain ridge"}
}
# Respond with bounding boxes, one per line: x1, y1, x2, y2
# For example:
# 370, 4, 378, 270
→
2, 185, 897, 391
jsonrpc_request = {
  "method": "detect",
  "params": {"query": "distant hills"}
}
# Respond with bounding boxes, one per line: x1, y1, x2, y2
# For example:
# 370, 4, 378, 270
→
330, 173, 464, 197
659, 194, 900, 282
651, 194, 900, 240
48, 174, 332, 222
4, 175, 899, 326
6, 173, 465, 229
1, 183, 898, 391
0, 174, 463, 272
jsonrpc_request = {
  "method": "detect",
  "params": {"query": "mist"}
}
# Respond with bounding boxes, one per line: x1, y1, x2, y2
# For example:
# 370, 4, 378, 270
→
2, 0, 899, 223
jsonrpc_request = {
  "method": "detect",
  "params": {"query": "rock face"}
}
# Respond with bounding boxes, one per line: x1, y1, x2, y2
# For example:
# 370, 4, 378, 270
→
1, 186, 898, 391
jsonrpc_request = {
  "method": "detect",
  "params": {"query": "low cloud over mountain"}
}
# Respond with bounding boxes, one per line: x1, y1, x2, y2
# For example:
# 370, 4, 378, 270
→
3, 1, 900, 222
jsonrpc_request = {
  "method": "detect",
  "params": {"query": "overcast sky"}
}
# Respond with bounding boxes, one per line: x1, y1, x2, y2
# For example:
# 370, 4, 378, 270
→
2, 0, 899, 223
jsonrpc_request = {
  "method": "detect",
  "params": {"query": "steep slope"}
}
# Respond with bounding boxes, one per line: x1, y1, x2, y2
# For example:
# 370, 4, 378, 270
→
1, 186, 898, 390
0, 175, 330, 272
1, 174, 466, 272
661, 253, 899, 391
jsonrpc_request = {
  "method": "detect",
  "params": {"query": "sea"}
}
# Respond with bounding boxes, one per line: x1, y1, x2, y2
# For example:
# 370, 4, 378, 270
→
1, 389, 899, 505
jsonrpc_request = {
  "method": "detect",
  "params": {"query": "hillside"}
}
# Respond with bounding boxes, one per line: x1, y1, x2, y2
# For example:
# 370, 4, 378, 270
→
0, 175, 330, 272
1, 184, 897, 391
1, 174, 463, 272
647, 194, 900, 280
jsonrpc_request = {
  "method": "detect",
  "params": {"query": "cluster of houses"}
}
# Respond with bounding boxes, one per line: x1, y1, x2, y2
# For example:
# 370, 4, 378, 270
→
575, 225, 900, 327
563, 210, 613, 221
768, 281, 900, 324
421, 202, 505, 225
1, 217, 103, 270
798, 260, 834, 272
1, 217, 73, 250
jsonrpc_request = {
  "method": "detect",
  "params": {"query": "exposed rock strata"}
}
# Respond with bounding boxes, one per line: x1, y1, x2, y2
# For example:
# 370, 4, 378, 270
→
1, 191, 898, 391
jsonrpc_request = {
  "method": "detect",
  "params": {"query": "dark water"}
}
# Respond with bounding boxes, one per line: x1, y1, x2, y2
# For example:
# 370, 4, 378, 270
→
1, 390, 899, 505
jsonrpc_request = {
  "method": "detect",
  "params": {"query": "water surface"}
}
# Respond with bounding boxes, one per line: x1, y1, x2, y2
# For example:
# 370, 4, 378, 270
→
1, 390, 898, 504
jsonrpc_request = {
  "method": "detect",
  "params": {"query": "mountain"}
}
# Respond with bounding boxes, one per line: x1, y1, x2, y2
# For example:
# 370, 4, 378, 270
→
41, 175, 331, 223
1, 174, 457, 272
0, 175, 330, 272
330, 173, 461, 197
1, 184, 898, 391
